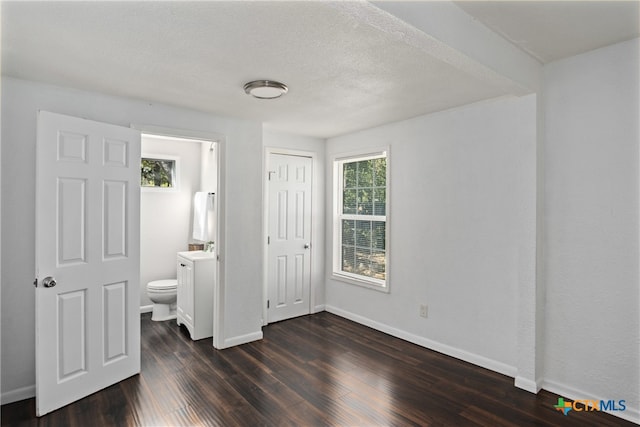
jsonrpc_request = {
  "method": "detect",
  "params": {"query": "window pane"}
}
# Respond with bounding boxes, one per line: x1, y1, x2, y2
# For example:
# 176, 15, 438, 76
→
342, 220, 355, 246
371, 250, 386, 279
342, 245, 355, 273
372, 221, 385, 250
343, 189, 357, 214
373, 158, 386, 187
357, 160, 373, 187
355, 248, 371, 276
141, 158, 175, 188
373, 187, 386, 215
343, 162, 357, 189
357, 188, 373, 215
336, 154, 387, 285
355, 220, 372, 248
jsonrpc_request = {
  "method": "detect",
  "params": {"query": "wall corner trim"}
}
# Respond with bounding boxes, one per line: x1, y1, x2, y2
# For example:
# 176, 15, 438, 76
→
220, 330, 263, 349
514, 376, 542, 394
313, 304, 326, 314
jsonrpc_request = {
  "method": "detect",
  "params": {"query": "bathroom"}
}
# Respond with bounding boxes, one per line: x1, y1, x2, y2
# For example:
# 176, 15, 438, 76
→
139, 133, 219, 333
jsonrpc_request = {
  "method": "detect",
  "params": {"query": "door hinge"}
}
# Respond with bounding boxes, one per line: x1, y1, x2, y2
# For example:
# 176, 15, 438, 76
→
267, 236, 270, 244
267, 300, 270, 309
268, 171, 275, 181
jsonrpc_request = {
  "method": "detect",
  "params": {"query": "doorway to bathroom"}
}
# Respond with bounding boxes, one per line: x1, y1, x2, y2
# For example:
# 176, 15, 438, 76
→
138, 128, 224, 349
140, 133, 216, 311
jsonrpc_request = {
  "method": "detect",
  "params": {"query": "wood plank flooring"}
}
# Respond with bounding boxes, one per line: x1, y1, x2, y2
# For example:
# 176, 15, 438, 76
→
2, 312, 634, 426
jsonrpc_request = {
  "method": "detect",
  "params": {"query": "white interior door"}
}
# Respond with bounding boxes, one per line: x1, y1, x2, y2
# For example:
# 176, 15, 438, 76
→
267, 153, 312, 323
35, 111, 141, 416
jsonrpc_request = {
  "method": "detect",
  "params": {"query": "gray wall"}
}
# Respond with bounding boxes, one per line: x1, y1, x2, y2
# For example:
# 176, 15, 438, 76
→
542, 38, 639, 417
325, 94, 536, 375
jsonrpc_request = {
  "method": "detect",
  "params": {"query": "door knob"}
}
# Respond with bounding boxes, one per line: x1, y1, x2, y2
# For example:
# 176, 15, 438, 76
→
304, 243, 310, 249
43, 277, 57, 288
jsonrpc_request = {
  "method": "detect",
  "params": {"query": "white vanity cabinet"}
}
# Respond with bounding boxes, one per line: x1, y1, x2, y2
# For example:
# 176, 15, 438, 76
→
176, 251, 215, 340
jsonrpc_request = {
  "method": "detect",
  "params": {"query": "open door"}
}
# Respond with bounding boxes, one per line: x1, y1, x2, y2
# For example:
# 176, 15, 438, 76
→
35, 111, 141, 416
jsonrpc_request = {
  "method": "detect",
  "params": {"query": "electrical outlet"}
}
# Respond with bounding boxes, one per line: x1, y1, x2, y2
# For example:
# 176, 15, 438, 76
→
420, 304, 428, 318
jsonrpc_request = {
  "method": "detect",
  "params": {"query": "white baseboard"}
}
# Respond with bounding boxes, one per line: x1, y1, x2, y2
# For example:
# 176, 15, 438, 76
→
313, 304, 326, 314
515, 376, 542, 393
222, 330, 263, 349
325, 305, 517, 378
2, 384, 35, 405
543, 379, 639, 425
140, 305, 153, 314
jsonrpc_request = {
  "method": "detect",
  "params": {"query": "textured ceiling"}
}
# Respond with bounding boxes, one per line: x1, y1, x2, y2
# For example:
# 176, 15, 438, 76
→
455, 0, 640, 63
2, 1, 638, 138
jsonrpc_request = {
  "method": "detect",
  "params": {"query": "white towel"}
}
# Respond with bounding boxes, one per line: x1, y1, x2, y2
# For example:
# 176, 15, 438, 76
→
192, 192, 213, 242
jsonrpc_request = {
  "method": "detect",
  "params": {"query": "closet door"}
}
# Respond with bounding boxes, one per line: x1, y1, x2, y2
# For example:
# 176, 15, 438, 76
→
267, 153, 312, 323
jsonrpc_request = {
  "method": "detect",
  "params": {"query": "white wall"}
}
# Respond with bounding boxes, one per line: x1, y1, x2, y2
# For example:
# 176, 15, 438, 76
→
543, 38, 639, 421
140, 136, 202, 307
325, 95, 537, 375
263, 130, 326, 312
0, 77, 264, 402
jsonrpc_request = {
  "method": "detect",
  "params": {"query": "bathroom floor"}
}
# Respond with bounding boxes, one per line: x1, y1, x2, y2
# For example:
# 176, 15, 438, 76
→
2, 313, 634, 426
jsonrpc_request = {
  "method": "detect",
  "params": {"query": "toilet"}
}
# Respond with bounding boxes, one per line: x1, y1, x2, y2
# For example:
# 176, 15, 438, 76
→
146, 279, 178, 321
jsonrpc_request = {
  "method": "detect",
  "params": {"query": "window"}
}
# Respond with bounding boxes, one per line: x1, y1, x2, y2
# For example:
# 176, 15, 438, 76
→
334, 150, 388, 290
140, 155, 179, 191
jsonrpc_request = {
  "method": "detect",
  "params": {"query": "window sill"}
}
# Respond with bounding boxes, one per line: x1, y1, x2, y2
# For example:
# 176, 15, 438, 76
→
331, 272, 389, 293
141, 186, 179, 193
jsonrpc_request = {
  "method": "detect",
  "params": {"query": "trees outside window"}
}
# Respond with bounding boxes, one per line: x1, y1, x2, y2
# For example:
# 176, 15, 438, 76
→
141, 158, 176, 188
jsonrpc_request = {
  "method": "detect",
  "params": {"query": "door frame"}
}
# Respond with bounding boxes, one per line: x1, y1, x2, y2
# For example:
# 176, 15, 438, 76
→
133, 124, 226, 349
263, 148, 319, 326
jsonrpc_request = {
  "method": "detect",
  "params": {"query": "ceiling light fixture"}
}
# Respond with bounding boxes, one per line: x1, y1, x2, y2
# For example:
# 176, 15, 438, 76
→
244, 80, 288, 99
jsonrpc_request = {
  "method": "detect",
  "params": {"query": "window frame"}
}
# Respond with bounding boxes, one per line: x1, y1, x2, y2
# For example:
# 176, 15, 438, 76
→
332, 148, 390, 292
140, 153, 180, 193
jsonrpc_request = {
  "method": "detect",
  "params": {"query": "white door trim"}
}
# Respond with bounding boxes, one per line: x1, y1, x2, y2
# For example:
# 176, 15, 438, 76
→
132, 124, 226, 349
263, 148, 318, 326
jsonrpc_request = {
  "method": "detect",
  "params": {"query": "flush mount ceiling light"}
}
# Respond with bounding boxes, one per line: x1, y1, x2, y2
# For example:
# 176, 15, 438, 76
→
243, 80, 288, 99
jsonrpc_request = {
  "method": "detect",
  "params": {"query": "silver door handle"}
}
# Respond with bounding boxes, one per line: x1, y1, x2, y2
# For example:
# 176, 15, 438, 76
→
43, 276, 57, 288
304, 243, 310, 249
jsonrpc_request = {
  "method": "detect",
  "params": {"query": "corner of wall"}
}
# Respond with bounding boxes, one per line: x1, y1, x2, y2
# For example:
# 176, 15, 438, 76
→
514, 92, 544, 394
221, 330, 263, 349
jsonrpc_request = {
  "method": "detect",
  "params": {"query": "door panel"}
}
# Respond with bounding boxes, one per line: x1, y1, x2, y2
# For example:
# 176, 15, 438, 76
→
57, 289, 87, 380
36, 111, 141, 416
102, 281, 127, 363
103, 180, 128, 258
57, 177, 87, 264
267, 154, 312, 323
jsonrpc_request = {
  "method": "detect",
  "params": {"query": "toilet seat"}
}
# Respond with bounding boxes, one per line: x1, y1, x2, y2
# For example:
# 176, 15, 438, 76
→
147, 279, 177, 291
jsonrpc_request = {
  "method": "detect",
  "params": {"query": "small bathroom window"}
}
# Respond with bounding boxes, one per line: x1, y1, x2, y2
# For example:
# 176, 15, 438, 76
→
141, 154, 180, 192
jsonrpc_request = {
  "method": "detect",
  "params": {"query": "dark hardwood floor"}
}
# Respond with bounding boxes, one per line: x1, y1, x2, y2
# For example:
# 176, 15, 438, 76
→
2, 312, 634, 426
